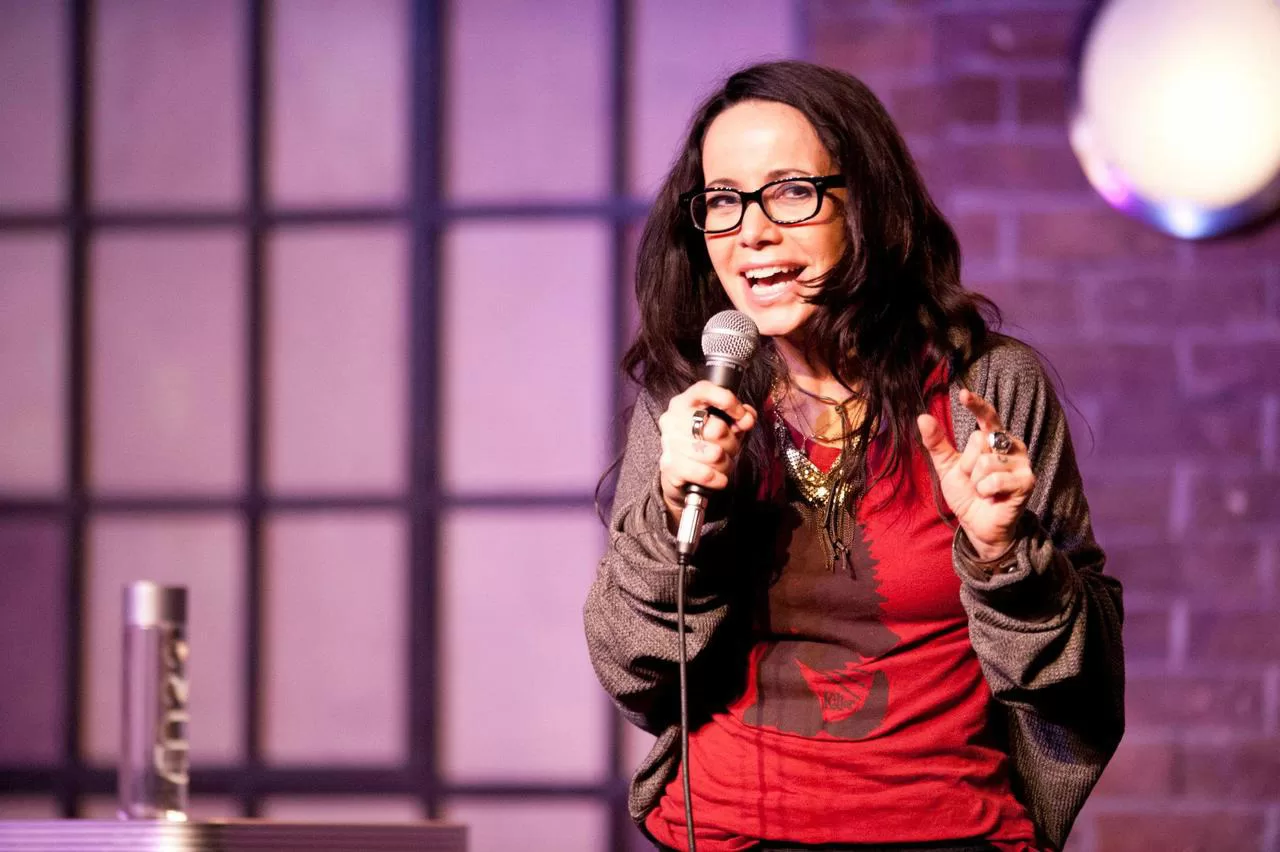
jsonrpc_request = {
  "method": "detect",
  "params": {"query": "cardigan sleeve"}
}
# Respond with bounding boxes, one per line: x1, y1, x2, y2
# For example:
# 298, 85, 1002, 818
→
949, 340, 1125, 738
582, 391, 747, 734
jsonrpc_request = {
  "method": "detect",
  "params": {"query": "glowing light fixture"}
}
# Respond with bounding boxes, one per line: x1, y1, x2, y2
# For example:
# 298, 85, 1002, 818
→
1070, 0, 1280, 238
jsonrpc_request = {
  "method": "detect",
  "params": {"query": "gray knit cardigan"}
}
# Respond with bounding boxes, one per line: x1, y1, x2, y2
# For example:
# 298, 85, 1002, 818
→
582, 340, 1125, 851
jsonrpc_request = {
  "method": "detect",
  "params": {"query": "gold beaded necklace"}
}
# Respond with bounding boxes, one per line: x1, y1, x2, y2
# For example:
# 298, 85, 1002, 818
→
772, 412, 854, 506
770, 381, 862, 507
770, 379, 866, 573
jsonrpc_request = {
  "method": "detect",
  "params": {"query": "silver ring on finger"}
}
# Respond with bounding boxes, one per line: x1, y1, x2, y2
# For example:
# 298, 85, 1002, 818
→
987, 430, 1013, 455
692, 408, 709, 443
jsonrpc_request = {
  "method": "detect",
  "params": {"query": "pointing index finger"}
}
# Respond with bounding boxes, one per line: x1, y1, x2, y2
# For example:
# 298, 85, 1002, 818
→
959, 388, 1005, 434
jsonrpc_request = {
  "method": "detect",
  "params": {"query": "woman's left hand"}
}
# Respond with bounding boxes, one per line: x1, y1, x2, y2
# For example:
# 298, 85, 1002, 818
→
917, 389, 1035, 561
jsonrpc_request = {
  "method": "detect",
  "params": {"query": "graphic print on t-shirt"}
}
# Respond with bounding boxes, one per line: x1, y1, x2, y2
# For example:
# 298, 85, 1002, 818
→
741, 507, 901, 739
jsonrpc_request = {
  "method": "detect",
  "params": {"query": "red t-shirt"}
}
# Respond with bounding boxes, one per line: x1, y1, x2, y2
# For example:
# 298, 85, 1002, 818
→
646, 389, 1041, 852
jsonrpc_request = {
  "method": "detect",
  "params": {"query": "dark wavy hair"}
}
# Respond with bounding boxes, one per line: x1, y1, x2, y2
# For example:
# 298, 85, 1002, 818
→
623, 60, 1000, 510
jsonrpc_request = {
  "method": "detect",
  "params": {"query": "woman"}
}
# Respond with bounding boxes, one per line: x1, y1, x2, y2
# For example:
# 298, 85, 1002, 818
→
583, 61, 1123, 852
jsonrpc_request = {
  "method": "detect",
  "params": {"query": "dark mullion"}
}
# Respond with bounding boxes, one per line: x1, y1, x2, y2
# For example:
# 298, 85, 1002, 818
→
443, 199, 650, 220
0, 766, 414, 797
0, 199, 653, 232
792, 0, 813, 61
445, 780, 633, 799
58, 0, 91, 820
408, 0, 445, 822
0, 500, 68, 515
0, 496, 410, 514
93, 207, 409, 226
0, 766, 638, 800
446, 492, 595, 510
0, 209, 407, 229
98, 208, 408, 227
100, 495, 405, 512
0, 214, 65, 230
0, 209, 405, 230
1, 492, 601, 514
606, 1, 634, 850
240, 0, 268, 819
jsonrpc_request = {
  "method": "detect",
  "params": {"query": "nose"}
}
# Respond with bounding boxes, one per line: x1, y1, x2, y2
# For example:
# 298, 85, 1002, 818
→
737, 200, 780, 247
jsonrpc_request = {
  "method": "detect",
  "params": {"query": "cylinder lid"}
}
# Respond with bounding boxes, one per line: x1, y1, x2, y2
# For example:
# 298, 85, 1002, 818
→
123, 581, 187, 627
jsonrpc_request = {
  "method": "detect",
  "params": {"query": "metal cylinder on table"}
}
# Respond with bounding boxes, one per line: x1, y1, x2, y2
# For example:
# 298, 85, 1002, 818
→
118, 581, 189, 821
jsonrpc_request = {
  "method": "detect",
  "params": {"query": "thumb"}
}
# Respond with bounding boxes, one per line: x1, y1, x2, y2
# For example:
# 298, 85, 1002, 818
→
917, 413, 959, 475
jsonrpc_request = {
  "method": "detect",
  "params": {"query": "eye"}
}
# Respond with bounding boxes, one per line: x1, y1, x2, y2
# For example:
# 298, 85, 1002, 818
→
704, 191, 739, 210
776, 181, 817, 201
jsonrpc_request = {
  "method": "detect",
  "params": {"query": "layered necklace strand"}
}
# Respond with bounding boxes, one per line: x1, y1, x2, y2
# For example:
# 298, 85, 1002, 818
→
770, 382, 861, 507
772, 414, 849, 505
771, 379, 865, 572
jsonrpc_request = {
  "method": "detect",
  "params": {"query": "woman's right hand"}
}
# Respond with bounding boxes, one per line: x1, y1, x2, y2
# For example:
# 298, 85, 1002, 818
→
657, 381, 758, 523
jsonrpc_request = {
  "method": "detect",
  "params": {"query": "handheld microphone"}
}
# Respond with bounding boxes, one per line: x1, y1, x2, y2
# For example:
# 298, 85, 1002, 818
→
675, 309, 760, 558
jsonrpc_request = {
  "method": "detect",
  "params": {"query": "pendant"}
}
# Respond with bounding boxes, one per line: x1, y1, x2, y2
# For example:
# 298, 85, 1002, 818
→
773, 413, 851, 506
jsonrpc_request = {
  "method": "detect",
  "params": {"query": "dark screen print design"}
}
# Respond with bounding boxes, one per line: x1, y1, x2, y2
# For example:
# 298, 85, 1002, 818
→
743, 512, 900, 739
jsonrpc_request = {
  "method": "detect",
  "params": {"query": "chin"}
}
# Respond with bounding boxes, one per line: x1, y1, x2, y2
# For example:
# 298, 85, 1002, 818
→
728, 301, 813, 341
752, 318, 803, 339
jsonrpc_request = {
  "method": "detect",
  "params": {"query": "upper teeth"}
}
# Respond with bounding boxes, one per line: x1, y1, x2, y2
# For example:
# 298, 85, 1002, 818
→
744, 266, 800, 280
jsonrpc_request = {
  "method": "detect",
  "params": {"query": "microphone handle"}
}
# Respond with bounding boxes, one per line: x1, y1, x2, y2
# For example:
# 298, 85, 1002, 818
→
675, 358, 745, 558
701, 359, 743, 392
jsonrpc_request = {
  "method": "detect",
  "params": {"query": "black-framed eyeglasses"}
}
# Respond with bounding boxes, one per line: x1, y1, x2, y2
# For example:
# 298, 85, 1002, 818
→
680, 174, 846, 234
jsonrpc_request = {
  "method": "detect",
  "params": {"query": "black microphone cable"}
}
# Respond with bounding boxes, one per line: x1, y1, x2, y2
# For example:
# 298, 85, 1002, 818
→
671, 310, 759, 852
675, 549, 696, 852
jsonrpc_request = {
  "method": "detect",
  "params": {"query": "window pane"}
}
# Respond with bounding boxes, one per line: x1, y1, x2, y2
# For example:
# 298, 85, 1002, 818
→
629, 0, 799, 195
266, 225, 407, 494
447, 0, 608, 200
262, 512, 406, 765
620, 219, 643, 406
445, 799, 608, 852
0, 519, 65, 764
93, 0, 244, 207
82, 514, 244, 765
441, 222, 610, 494
0, 1, 64, 210
624, 722, 656, 779
0, 234, 65, 493
269, 0, 408, 206
441, 509, 607, 782
89, 231, 245, 495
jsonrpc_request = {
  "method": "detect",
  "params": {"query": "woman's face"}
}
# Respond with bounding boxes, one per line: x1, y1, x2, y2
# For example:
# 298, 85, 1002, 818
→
699, 99, 847, 344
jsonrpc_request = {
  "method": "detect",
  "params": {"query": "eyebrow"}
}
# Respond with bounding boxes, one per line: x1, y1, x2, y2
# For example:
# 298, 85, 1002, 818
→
702, 168, 819, 189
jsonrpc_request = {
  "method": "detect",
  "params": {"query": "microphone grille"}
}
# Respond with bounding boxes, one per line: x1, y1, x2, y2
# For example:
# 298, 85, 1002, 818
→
701, 309, 760, 367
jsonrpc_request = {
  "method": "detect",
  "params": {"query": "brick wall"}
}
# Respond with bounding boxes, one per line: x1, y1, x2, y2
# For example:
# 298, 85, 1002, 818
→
811, 2, 1280, 850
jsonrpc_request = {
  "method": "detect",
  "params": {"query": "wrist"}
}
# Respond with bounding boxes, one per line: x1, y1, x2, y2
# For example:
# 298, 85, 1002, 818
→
661, 488, 685, 532
955, 529, 1019, 580
967, 535, 1015, 562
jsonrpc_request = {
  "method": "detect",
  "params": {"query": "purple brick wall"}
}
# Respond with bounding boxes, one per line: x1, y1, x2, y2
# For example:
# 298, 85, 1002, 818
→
813, 2, 1280, 850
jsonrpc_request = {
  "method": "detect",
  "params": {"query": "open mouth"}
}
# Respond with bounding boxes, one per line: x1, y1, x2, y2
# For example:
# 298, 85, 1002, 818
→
743, 265, 804, 288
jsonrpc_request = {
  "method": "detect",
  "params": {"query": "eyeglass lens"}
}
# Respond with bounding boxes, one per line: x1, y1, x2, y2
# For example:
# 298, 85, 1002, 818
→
692, 179, 822, 232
